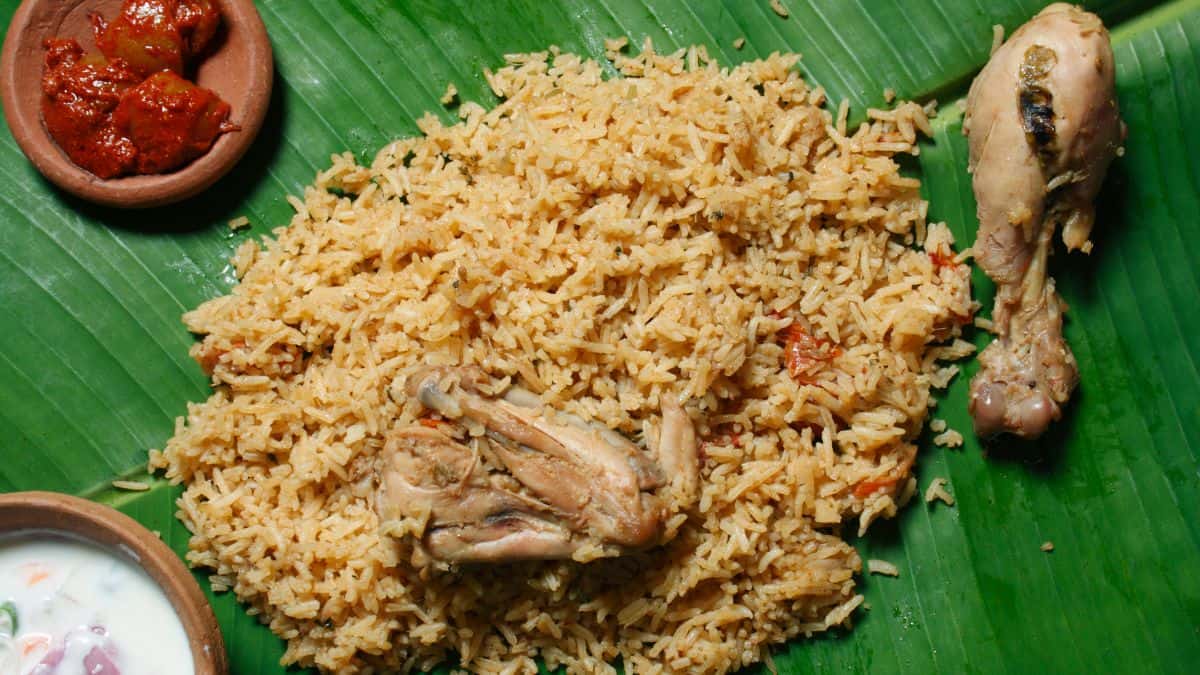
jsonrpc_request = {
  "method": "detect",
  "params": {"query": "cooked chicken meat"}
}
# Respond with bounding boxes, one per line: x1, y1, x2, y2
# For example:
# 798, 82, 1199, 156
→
378, 425, 579, 562
963, 3, 1124, 439
376, 367, 700, 564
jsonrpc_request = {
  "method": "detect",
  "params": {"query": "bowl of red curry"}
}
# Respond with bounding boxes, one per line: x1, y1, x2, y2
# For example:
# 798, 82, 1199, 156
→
0, 0, 272, 208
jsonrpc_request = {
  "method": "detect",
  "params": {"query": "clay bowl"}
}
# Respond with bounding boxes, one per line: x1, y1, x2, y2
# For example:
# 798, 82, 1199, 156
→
0, 491, 227, 674
0, 0, 273, 208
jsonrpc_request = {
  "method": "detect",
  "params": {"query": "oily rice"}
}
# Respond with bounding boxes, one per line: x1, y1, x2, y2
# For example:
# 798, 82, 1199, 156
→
151, 42, 974, 674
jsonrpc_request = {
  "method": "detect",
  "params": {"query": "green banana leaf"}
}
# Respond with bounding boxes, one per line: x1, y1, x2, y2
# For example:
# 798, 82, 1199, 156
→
1, 0, 1197, 672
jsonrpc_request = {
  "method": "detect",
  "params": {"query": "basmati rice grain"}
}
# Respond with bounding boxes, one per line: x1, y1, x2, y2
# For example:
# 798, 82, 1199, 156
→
867, 559, 900, 577
924, 478, 956, 506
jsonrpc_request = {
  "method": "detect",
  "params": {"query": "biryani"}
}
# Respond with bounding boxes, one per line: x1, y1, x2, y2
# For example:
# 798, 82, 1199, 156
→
151, 40, 974, 674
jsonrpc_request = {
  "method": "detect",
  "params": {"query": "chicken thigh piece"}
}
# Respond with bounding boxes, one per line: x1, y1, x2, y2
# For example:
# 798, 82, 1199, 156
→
964, 3, 1124, 439
378, 425, 580, 562
376, 367, 700, 564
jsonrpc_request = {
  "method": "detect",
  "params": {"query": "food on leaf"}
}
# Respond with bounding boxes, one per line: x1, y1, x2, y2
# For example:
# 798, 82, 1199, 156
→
964, 3, 1124, 439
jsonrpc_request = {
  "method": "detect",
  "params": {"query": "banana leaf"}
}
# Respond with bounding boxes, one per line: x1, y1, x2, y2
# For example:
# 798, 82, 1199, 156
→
1, 0, 1197, 672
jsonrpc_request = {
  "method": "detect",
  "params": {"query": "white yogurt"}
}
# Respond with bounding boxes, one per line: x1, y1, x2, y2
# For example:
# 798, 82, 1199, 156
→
0, 532, 193, 675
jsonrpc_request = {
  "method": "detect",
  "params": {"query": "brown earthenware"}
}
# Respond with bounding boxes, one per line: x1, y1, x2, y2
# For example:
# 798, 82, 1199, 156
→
0, 491, 227, 675
0, 0, 273, 208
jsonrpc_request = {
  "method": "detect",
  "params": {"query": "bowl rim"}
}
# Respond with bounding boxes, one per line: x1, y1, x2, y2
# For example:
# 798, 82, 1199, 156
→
0, 490, 228, 675
0, 0, 273, 209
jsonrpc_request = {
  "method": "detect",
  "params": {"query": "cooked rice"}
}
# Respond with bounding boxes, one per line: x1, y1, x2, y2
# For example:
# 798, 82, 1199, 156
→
603, 36, 628, 52
733, 37, 746, 50
933, 428, 964, 448
896, 475, 918, 508
151, 42, 972, 674
111, 479, 150, 492
770, 0, 790, 19
1041, 541, 1055, 552
866, 559, 899, 577
763, 651, 778, 675
924, 477, 955, 506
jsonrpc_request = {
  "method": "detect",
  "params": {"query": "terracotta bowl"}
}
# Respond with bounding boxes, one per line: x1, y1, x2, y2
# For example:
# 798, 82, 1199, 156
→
0, 0, 273, 208
0, 491, 227, 675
